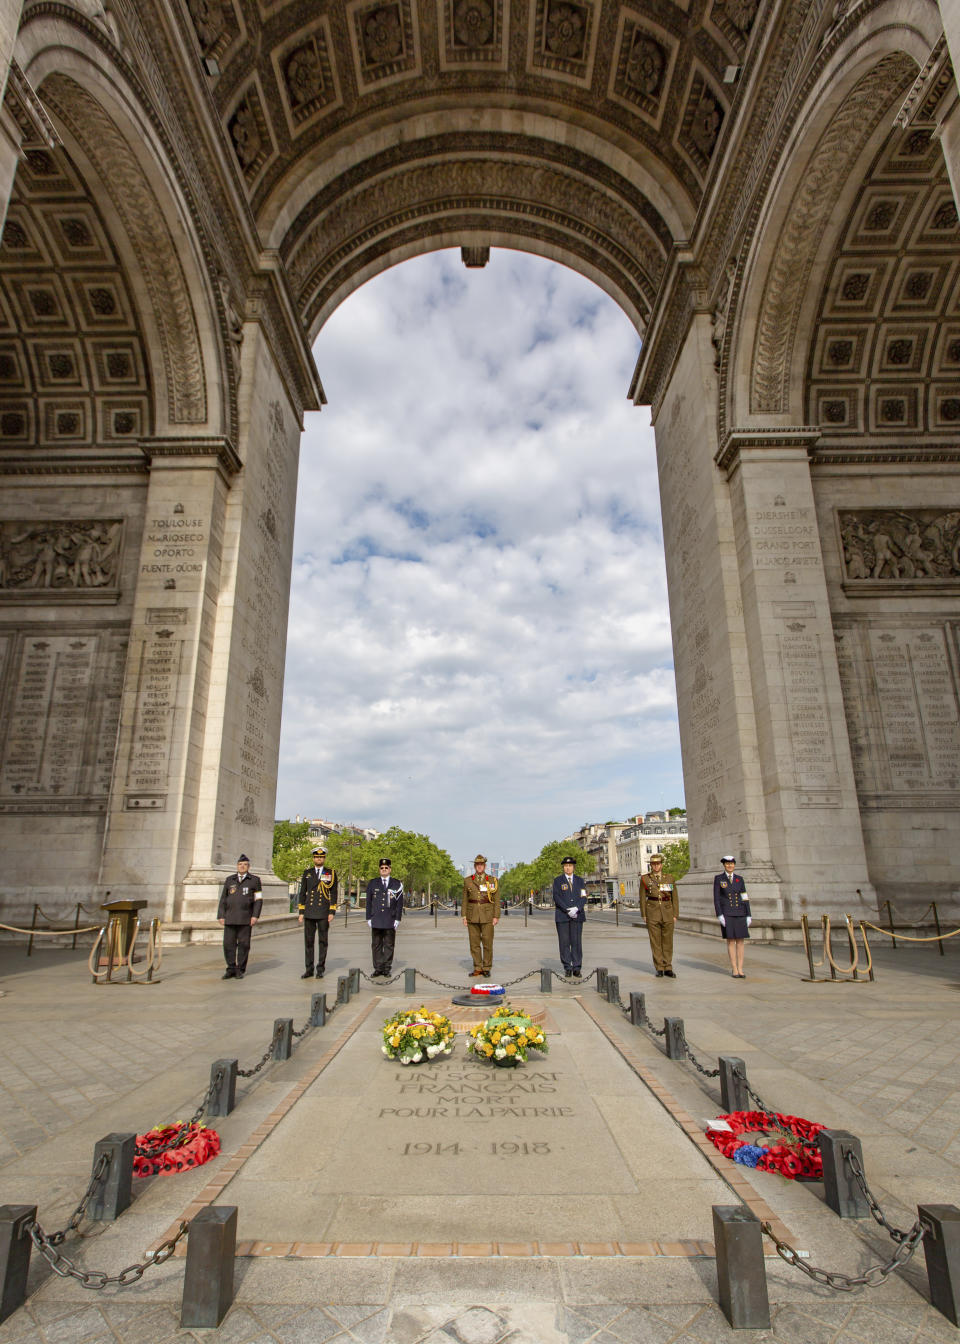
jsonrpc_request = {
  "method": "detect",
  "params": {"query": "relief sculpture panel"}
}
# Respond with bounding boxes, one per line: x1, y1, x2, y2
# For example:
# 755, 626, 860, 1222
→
0, 519, 123, 596
838, 508, 960, 587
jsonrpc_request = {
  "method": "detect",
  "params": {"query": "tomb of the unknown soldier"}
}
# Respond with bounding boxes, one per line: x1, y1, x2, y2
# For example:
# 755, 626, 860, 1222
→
2, 0, 960, 1336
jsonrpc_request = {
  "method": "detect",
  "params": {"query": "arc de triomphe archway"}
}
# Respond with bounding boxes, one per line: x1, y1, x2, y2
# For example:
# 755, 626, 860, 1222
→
1, 0, 959, 937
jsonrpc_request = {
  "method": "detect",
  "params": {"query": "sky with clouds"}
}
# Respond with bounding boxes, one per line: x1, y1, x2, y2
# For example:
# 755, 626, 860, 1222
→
275, 248, 683, 870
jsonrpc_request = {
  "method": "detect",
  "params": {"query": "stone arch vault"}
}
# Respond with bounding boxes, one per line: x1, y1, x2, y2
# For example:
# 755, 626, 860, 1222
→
1, 0, 959, 935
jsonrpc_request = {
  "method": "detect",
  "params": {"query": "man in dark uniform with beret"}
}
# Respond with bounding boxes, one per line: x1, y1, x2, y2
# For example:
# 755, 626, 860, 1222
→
365, 856, 404, 978
298, 846, 338, 979
217, 853, 262, 979
552, 855, 587, 977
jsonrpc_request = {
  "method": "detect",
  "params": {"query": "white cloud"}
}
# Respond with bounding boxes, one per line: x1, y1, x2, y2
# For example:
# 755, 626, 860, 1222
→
276, 249, 683, 865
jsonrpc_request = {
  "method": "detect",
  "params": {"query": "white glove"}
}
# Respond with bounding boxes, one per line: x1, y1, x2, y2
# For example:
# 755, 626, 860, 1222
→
567, 907, 578, 916
367, 919, 372, 927
393, 919, 399, 929
746, 916, 752, 927
719, 915, 725, 926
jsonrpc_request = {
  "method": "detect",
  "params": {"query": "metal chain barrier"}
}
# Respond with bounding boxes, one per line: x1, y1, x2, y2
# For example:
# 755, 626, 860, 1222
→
133, 1067, 227, 1157
553, 967, 594, 984
237, 1022, 284, 1078
28, 1217, 188, 1290
22, 1152, 189, 1290
678, 1026, 721, 1079
358, 969, 406, 985
847, 1151, 919, 1244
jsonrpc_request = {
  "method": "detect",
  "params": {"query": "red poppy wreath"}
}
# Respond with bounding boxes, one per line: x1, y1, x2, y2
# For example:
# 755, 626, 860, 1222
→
133, 1123, 221, 1177
706, 1110, 824, 1179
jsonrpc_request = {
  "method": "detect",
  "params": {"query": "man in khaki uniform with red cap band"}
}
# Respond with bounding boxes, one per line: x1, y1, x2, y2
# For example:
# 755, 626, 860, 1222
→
640, 853, 679, 978
462, 853, 500, 977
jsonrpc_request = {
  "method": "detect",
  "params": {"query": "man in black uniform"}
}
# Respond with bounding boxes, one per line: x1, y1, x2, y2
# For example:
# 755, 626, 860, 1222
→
298, 846, 337, 979
365, 857, 404, 978
217, 853, 262, 979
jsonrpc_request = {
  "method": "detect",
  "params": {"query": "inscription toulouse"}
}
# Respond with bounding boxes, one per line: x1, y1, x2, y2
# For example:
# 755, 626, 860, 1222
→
140, 516, 205, 578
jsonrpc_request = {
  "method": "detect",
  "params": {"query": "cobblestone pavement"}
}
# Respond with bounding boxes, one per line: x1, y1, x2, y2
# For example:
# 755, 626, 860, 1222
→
0, 915, 958, 1343
3, 1298, 960, 1343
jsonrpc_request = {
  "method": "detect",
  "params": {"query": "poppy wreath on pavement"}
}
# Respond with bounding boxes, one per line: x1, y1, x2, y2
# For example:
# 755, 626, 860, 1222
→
133, 1123, 221, 1177
706, 1110, 824, 1180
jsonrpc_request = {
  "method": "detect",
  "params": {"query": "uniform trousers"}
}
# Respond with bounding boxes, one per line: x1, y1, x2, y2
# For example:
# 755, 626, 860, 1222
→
645, 906, 675, 971
467, 918, 494, 972
556, 920, 583, 972
303, 917, 329, 974
371, 926, 396, 974
223, 923, 252, 973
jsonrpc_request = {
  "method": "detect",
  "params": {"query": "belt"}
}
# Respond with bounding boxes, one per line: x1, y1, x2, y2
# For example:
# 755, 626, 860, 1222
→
649, 895, 673, 901
467, 898, 492, 904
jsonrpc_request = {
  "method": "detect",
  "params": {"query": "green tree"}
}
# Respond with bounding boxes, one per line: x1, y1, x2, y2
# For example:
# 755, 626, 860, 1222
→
659, 838, 689, 879
272, 820, 315, 883
668, 806, 686, 817
323, 829, 372, 901
499, 841, 596, 900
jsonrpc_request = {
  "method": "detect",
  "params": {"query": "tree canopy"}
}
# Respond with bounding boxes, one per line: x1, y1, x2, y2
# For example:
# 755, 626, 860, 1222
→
498, 839, 596, 899
659, 838, 690, 879
272, 822, 461, 896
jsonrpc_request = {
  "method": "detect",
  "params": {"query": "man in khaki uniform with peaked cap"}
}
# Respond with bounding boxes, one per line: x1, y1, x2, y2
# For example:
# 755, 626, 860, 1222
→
462, 853, 500, 977
640, 852, 679, 978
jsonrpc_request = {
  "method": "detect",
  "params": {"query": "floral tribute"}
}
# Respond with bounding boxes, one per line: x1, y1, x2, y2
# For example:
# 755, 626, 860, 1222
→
133, 1123, 220, 1177
381, 1006, 455, 1064
468, 1004, 549, 1065
706, 1110, 825, 1179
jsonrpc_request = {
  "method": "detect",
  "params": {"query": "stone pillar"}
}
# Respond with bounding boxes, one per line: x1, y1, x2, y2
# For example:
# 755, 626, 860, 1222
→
655, 316, 784, 922
0, 2, 25, 230
720, 434, 874, 918
99, 321, 302, 936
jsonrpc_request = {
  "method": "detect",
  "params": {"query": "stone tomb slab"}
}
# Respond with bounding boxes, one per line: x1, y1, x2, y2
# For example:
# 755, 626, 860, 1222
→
216, 998, 731, 1244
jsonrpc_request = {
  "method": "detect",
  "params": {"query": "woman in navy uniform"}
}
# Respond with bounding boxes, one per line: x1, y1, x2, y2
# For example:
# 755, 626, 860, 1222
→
365, 856, 404, 978
552, 856, 587, 977
713, 855, 751, 978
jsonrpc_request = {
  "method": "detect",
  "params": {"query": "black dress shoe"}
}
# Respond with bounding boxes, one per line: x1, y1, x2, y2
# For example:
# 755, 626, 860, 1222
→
222, 970, 235, 979
301, 970, 313, 979
315, 970, 324, 978
655, 970, 664, 977
236, 971, 245, 979
665, 969, 676, 978
469, 969, 483, 977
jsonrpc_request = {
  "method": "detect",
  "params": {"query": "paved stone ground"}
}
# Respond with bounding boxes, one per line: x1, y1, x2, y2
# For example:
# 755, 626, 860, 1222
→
1, 909, 959, 1342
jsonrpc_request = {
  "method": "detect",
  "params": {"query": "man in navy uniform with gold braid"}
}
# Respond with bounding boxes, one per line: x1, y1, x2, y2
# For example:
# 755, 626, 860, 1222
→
298, 845, 337, 979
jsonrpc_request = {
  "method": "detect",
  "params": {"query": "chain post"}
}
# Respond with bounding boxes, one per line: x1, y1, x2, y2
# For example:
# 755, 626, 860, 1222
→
801, 915, 817, 981
180, 1206, 237, 1329
310, 992, 327, 1026
272, 1019, 293, 1062
720, 1057, 750, 1113
606, 973, 620, 1005
208, 1059, 237, 1117
932, 902, 944, 956
89, 1134, 134, 1222
713, 1205, 770, 1329
349, 967, 361, 994
919, 1204, 960, 1326
0, 1205, 35, 1324
629, 991, 645, 1026
595, 967, 608, 994
540, 968, 552, 993
820, 1130, 870, 1219
337, 975, 350, 1005
886, 899, 897, 948
664, 1017, 685, 1060
404, 968, 416, 994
